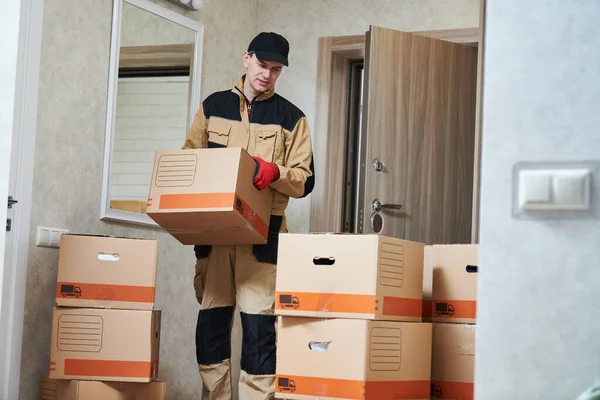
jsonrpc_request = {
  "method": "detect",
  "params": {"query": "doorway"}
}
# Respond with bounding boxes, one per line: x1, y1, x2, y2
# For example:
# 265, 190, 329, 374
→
342, 60, 364, 233
310, 26, 483, 245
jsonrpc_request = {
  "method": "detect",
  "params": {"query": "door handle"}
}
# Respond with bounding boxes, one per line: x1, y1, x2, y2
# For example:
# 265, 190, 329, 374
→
372, 199, 402, 213
8, 196, 18, 209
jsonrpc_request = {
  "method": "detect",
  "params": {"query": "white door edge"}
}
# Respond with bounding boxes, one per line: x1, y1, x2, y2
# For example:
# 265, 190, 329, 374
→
0, 0, 44, 397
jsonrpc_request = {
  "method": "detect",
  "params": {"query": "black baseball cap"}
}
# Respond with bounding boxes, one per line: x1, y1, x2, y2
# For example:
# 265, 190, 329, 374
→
247, 32, 289, 66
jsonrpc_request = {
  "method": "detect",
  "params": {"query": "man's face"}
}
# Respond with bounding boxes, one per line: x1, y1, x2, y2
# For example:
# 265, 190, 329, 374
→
243, 52, 283, 94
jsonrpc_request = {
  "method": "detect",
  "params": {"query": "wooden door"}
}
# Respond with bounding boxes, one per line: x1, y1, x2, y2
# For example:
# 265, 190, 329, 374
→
358, 26, 478, 244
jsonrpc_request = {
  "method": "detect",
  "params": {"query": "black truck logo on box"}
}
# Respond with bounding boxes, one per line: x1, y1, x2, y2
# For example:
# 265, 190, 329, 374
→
235, 197, 244, 214
279, 294, 300, 309
435, 302, 455, 317
61, 284, 82, 298
277, 377, 296, 393
431, 383, 443, 397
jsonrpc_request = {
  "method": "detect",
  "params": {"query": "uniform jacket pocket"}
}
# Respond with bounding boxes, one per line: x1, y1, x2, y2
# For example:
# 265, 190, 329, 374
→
252, 215, 284, 264
207, 119, 231, 148
254, 127, 280, 162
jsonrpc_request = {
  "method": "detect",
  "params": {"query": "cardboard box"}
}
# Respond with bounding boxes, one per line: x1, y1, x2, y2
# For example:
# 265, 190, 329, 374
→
40, 375, 57, 400
430, 323, 476, 400
276, 317, 432, 400
275, 234, 424, 321
146, 147, 273, 245
56, 235, 158, 310
40, 375, 166, 400
430, 245, 478, 324
49, 307, 161, 382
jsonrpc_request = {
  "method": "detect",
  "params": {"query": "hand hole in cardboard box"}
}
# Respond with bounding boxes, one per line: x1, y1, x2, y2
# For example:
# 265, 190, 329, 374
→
97, 252, 120, 262
465, 265, 478, 273
308, 341, 331, 351
313, 257, 335, 266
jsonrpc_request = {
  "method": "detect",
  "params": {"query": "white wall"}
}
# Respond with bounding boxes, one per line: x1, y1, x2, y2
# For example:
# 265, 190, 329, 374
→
112, 77, 189, 201
477, 1, 600, 398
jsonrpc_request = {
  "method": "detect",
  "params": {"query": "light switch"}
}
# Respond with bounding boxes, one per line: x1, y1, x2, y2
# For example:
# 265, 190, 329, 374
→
516, 167, 592, 213
552, 170, 590, 210
518, 170, 552, 210
36, 226, 70, 248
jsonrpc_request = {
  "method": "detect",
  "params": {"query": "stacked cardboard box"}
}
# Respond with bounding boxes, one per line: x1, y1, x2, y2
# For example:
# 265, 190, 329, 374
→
41, 234, 166, 399
425, 244, 478, 400
40, 375, 166, 399
274, 234, 432, 400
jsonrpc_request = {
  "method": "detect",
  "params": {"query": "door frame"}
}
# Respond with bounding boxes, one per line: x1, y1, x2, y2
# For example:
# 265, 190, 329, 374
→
310, 23, 485, 243
0, 0, 43, 397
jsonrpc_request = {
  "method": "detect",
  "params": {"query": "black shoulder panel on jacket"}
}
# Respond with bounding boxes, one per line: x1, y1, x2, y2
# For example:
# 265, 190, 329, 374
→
202, 90, 242, 122
252, 94, 305, 132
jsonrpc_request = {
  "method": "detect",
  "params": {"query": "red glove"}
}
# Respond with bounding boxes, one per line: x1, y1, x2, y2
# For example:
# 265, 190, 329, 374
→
252, 156, 280, 190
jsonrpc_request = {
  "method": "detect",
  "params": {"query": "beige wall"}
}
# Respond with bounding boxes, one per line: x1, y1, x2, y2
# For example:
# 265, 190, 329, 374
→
19, 0, 478, 399
18, 0, 257, 399
257, 0, 480, 233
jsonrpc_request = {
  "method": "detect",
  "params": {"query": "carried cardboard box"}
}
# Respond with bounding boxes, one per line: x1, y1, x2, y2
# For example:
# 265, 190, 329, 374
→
430, 245, 478, 324
56, 235, 158, 310
275, 234, 424, 321
276, 317, 432, 400
430, 323, 476, 400
146, 147, 273, 245
49, 307, 161, 382
40, 375, 166, 400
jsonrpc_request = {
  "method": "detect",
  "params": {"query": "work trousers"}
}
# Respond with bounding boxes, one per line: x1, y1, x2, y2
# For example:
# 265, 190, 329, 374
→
193, 216, 285, 400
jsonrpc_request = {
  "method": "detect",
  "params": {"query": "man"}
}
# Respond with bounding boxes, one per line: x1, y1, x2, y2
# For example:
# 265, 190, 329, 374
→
182, 32, 315, 400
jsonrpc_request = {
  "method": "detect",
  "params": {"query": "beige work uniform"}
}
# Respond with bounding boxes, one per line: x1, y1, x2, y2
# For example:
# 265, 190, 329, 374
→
182, 76, 314, 400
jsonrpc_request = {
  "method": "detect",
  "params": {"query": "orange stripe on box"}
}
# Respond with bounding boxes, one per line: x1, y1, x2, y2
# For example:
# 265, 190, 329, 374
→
432, 300, 477, 320
430, 380, 474, 399
382, 296, 422, 318
56, 282, 155, 303
275, 376, 430, 400
276, 292, 376, 315
158, 192, 235, 210
365, 380, 431, 399
422, 300, 433, 319
275, 375, 364, 399
233, 195, 268, 240
64, 359, 152, 378
157, 192, 268, 240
